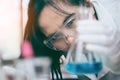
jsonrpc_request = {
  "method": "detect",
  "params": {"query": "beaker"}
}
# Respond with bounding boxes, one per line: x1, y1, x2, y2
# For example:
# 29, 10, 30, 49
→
65, 0, 102, 75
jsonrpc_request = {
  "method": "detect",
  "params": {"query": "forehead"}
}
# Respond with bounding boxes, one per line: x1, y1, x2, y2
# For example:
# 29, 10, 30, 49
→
39, 3, 79, 36
46, 1, 79, 15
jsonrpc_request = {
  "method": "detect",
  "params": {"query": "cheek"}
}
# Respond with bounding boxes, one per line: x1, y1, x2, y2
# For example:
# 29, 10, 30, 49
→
52, 36, 74, 52
54, 41, 67, 49
57, 29, 75, 51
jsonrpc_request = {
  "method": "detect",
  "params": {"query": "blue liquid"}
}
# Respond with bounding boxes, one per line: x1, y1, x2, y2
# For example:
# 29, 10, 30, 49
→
65, 62, 102, 74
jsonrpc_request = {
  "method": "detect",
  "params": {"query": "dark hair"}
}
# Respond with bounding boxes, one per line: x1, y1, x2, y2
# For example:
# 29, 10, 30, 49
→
24, 0, 91, 79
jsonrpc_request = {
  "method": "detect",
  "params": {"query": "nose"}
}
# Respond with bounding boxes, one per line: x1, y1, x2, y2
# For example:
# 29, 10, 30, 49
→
67, 36, 74, 44
61, 36, 74, 52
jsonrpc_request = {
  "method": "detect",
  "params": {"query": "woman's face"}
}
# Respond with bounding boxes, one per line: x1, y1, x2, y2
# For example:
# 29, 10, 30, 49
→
39, 3, 79, 52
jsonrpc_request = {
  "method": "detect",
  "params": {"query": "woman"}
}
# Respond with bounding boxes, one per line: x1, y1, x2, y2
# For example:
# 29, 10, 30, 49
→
24, 0, 120, 80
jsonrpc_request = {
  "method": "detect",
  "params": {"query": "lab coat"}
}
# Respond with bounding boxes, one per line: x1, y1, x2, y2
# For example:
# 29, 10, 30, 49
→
82, 0, 120, 80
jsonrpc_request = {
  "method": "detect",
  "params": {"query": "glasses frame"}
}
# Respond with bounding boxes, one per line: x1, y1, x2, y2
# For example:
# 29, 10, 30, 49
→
44, 14, 76, 51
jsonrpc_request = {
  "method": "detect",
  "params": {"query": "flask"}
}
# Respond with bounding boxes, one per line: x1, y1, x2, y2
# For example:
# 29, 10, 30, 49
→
65, 0, 102, 74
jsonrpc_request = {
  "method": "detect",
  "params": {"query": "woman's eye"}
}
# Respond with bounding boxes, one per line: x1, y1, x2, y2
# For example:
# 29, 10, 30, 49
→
66, 20, 74, 27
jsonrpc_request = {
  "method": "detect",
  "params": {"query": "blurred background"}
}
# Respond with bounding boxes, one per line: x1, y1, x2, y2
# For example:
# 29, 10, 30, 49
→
0, 1, 78, 80
0, 0, 30, 60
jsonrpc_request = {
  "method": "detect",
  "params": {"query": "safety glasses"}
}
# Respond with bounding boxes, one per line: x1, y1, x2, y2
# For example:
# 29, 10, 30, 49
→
44, 14, 76, 51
